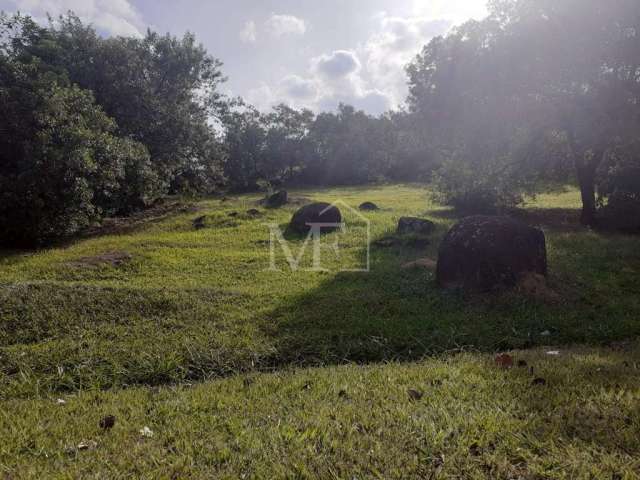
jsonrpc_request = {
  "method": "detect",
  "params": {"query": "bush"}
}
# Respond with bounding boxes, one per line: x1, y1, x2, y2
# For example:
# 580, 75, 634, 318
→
0, 63, 159, 246
597, 144, 640, 233
430, 157, 526, 214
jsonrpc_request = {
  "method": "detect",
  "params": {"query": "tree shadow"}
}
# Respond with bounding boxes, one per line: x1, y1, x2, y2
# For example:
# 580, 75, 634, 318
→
254, 223, 640, 371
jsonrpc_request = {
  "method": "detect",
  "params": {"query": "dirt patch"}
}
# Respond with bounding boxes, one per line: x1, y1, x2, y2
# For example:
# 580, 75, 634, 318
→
516, 273, 560, 303
84, 200, 200, 238
67, 251, 133, 269
401, 258, 438, 271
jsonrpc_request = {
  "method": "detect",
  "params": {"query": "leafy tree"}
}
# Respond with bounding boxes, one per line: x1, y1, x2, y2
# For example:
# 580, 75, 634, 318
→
0, 51, 159, 246
407, 0, 640, 224
263, 104, 315, 185
221, 102, 268, 191
303, 104, 397, 185
6, 13, 227, 191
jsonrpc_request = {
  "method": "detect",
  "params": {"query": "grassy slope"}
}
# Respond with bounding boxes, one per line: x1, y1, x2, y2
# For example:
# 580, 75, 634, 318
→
1, 185, 640, 478
1, 346, 639, 478
1, 185, 639, 397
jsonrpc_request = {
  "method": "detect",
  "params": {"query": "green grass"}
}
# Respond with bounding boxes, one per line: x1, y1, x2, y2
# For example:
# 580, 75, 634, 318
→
2, 346, 639, 478
1, 184, 640, 478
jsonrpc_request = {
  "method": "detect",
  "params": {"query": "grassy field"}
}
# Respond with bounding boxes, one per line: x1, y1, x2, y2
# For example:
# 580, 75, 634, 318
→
1, 185, 640, 478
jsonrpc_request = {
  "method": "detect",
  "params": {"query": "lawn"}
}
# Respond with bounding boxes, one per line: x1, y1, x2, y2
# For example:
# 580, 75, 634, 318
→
1, 185, 639, 478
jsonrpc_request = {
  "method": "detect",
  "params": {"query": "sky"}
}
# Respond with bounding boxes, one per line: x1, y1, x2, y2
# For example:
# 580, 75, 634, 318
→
1, 0, 488, 115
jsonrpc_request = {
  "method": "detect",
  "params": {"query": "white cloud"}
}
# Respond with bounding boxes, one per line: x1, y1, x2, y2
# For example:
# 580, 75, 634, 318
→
7, 0, 144, 37
279, 75, 317, 100
250, 11, 452, 115
265, 14, 306, 37
266, 49, 392, 115
360, 13, 453, 108
312, 50, 361, 79
239, 20, 257, 44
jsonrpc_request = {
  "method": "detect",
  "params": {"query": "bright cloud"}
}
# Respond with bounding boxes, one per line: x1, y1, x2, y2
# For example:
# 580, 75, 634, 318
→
1, 0, 489, 115
313, 50, 361, 78
279, 75, 318, 100
265, 14, 307, 37
359, 13, 453, 108
6, 0, 144, 37
239, 20, 257, 44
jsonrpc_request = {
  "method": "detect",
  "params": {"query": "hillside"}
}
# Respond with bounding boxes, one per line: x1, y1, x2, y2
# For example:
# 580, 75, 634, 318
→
1, 185, 639, 478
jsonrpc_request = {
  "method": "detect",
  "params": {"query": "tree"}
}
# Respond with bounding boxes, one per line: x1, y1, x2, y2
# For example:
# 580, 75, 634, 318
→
0, 55, 159, 246
221, 102, 268, 191
263, 104, 315, 185
407, 0, 640, 224
9, 13, 228, 192
303, 104, 397, 185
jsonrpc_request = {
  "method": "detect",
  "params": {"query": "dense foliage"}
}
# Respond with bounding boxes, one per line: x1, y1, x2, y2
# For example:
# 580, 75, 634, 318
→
0, 14, 224, 246
407, 0, 640, 223
221, 102, 430, 192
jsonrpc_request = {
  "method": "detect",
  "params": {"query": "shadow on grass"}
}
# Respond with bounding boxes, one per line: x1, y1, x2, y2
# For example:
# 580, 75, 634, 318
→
2, 209, 639, 398
256, 225, 640, 371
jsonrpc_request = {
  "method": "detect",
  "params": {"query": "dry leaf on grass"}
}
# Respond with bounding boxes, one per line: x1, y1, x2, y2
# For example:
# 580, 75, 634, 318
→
495, 354, 514, 369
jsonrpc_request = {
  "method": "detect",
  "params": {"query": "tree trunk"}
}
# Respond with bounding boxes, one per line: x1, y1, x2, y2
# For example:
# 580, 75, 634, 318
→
575, 154, 601, 227
578, 170, 597, 226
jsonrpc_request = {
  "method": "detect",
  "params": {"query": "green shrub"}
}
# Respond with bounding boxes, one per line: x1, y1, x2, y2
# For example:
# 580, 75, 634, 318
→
0, 64, 159, 246
430, 157, 525, 214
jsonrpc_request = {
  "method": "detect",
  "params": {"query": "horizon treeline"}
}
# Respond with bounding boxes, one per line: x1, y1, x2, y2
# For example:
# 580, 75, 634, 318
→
1, 0, 640, 246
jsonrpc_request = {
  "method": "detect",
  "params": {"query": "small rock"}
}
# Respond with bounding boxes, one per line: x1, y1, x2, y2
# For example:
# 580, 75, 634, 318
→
359, 202, 379, 211
263, 191, 288, 208
546, 351, 560, 356
540, 330, 552, 337
139, 426, 154, 438
531, 378, 547, 386
56, 398, 67, 405
77, 440, 98, 451
404, 236, 431, 248
193, 215, 208, 230
407, 389, 424, 401
99, 415, 116, 431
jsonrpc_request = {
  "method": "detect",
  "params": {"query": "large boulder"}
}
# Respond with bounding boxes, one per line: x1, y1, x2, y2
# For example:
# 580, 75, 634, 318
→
289, 203, 342, 235
436, 216, 547, 291
397, 217, 436, 235
263, 191, 288, 208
